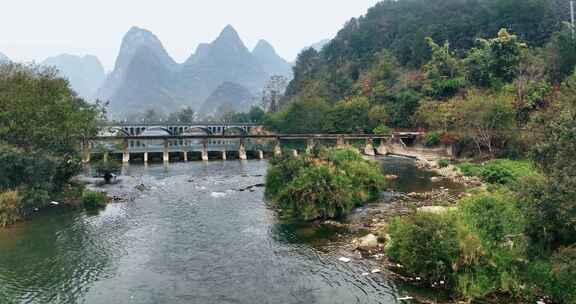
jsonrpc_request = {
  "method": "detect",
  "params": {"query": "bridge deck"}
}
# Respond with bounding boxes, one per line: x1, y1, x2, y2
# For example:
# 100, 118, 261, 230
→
88, 133, 423, 141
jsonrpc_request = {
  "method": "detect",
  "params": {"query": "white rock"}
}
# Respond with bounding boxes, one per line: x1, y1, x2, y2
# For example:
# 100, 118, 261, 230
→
371, 269, 381, 274
397, 296, 414, 301
361, 272, 370, 276
338, 257, 351, 263
385, 174, 399, 181
210, 192, 227, 198
50, 201, 60, 206
358, 234, 379, 250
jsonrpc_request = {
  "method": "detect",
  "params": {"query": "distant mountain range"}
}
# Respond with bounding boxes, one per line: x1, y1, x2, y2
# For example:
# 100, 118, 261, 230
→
199, 81, 254, 118
1, 25, 293, 119
0, 52, 9, 62
42, 54, 106, 100
97, 25, 292, 119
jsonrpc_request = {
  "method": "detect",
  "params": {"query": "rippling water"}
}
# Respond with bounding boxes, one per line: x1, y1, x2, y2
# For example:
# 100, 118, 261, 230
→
0, 158, 446, 304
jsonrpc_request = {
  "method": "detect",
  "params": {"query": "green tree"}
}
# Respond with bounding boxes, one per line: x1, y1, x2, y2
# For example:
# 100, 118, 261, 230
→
522, 72, 576, 251
167, 106, 196, 124
414, 100, 457, 132
465, 29, 526, 88
453, 90, 516, 156
423, 38, 465, 99
545, 23, 576, 82
0, 63, 103, 155
264, 98, 331, 133
323, 96, 371, 133
261, 75, 289, 113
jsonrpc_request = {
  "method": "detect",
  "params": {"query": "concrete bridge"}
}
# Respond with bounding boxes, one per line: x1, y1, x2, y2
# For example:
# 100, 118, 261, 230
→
82, 132, 427, 164
101, 123, 260, 137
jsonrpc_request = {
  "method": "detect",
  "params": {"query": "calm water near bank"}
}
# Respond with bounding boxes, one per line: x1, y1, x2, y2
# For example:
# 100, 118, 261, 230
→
0, 157, 450, 304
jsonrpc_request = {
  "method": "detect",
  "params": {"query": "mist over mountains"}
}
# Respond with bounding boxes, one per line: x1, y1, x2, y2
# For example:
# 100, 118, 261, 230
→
96, 25, 292, 119
42, 54, 106, 100
0, 52, 9, 62
0, 25, 301, 120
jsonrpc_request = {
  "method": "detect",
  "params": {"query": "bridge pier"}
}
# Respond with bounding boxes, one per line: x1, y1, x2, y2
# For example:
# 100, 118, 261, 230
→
221, 150, 227, 160
182, 151, 188, 162
306, 138, 315, 154
239, 139, 247, 160
376, 139, 389, 155
274, 142, 282, 157
122, 140, 130, 163
103, 151, 109, 162
81, 140, 91, 163
336, 136, 346, 148
257, 150, 264, 160
144, 151, 149, 163
291, 149, 299, 157
163, 139, 170, 163
364, 138, 376, 156
202, 139, 209, 161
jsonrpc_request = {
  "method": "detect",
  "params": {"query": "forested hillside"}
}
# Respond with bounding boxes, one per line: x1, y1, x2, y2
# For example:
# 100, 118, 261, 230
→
264, 1, 576, 302
272, 0, 573, 133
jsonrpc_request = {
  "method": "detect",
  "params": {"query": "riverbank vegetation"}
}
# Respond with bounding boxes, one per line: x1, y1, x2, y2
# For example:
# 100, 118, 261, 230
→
0, 63, 104, 226
82, 191, 108, 210
258, 0, 576, 301
388, 142, 575, 303
265, 148, 385, 220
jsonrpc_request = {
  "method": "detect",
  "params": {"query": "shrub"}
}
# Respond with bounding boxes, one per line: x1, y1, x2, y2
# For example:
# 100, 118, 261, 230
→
547, 247, 576, 303
265, 156, 312, 199
0, 142, 80, 193
82, 191, 107, 210
276, 164, 355, 220
457, 159, 538, 186
455, 191, 527, 299
480, 163, 514, 184
387, 212, 460, 285
19, 187, 50, 216
457, 162, 484, 177
441, 132, 459, 145
525, 247, 576, 304
438, 159, 450, 168
387, 191, 529, 301
517, 175, 576, 255
424, 131, 442, 147
266, 148, 385, 220
373, 124, 392, 135
0, 191, 21, 227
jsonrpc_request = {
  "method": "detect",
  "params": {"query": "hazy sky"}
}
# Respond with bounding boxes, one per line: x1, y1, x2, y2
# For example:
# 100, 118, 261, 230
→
0, 0, 380, 71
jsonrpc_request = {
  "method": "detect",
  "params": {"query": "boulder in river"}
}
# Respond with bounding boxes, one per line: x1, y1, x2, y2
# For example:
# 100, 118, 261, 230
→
358, 234, 379, 251
385, 174, 399, 181
430, 176, 442, 183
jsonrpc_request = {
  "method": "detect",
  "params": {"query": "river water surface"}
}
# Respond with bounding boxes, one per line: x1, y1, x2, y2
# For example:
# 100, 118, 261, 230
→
0, 158, 449, 304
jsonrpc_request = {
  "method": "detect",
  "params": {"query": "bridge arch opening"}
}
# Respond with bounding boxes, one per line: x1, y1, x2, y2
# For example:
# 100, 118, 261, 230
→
183, 127, 212, 136
141, 127, 172, 136
223, 126, 248, 136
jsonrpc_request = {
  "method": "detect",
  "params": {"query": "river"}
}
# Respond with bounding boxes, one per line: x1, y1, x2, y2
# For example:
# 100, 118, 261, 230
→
0, 157, 452, 304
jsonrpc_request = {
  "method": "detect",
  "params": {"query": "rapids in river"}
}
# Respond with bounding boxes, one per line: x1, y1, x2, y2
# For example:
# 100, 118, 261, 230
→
0, 157, 453, 304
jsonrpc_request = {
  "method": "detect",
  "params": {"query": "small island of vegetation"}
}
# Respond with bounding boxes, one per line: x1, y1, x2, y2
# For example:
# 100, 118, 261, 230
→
266, 148, 385, 221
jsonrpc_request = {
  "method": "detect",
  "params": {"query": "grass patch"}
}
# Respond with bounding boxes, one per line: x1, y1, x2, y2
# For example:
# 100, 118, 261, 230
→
457, 159, 538, 185
82, 191, 108, 210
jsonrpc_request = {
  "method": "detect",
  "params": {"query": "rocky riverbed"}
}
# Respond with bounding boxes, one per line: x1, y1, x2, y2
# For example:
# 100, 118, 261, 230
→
313, 158, 483, 303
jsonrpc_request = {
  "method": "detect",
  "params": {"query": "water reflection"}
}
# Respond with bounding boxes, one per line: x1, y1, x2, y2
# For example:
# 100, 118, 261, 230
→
0, 158, 446, 304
